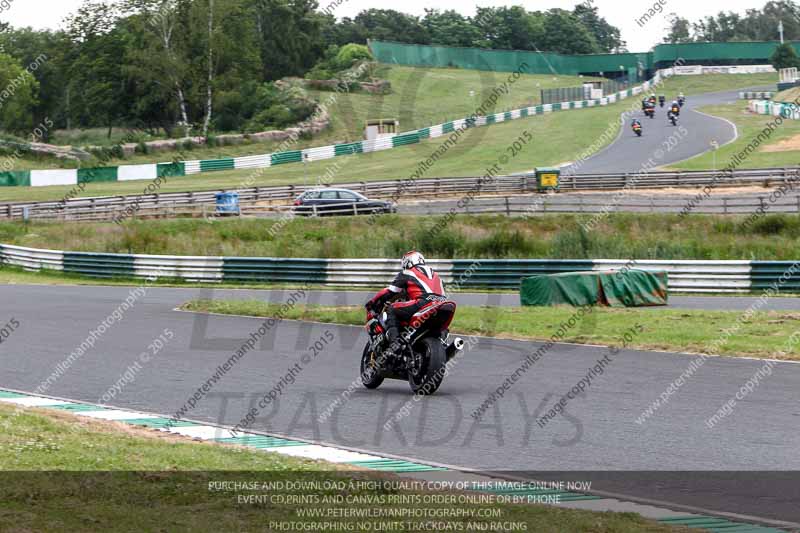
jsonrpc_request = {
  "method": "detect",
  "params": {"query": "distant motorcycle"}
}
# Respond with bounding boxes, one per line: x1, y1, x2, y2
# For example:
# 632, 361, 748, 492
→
659, 95, 666, 107
668, 111, 678, 126
678, 95, 686, 107
644, 105, 655, 119
632, 121, 643, 137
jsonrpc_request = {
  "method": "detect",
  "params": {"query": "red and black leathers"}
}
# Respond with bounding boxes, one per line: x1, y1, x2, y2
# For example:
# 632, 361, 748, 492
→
366, 265, 446, 342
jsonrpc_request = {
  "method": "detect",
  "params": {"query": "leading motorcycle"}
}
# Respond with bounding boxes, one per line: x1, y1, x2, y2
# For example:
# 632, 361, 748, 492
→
668, 111, 678, 126
361, 297, 464, 395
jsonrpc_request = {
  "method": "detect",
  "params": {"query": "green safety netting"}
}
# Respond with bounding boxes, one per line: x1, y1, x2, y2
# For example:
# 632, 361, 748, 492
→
371, 40, 796, 74
520, 269, 668, 307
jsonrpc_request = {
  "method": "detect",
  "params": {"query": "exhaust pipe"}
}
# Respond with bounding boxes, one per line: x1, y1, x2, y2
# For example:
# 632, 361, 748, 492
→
446, 337, 465, 360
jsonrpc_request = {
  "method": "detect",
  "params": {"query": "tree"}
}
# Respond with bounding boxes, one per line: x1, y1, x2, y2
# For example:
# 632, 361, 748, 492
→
771, 42, 800, 70
664, 14, 693, 43
202, 0, 214, 137
740, 1, 800, 41
64, 1, 130, 136
537, 9, 599, 54
422, 9, 481, 48
573, 4, 625, 52
324, 16, 367, 47
0, 27, 70, 138
0, 52, 40, 135
122, 0, 193, 130
473, 6, 539, 50
252, 0, 327, 80
353, 9, 429, 44
665, 1, 800, 43
693, 11, 743, 42
196, 0, 260, 132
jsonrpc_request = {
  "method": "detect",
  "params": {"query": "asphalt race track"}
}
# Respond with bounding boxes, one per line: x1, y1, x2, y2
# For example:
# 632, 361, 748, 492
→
564, 87, 767, 175
1, 284, 799, 524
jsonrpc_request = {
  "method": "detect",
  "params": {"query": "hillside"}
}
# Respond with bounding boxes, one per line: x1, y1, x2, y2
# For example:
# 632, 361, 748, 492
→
0, 71, 779, 203
5, 65, 601, 172
773, 86, 800, 103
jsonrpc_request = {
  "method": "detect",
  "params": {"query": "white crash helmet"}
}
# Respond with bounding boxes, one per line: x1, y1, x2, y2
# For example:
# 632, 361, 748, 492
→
401, 251, 426, 270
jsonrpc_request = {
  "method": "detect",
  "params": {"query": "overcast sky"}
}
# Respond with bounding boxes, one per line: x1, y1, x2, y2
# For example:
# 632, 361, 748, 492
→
0, 0, 780, 52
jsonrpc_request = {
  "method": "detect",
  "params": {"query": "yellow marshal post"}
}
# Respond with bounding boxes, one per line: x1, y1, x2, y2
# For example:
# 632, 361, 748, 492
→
535, 167, 560, 192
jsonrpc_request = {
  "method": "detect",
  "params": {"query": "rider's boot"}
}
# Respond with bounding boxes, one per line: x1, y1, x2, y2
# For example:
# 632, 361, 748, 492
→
383, 311, 401, 357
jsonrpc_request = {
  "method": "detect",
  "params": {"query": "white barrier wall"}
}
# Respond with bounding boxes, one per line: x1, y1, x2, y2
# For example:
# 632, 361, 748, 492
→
29, 169, 79, 187
117, 164, 158, 181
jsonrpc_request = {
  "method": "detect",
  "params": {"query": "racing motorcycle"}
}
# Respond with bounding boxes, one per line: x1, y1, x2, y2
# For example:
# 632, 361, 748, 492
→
361, 297, 464, 395
632, 121, 642, 137
668, 112, 678, 126
644, 105, 655, 119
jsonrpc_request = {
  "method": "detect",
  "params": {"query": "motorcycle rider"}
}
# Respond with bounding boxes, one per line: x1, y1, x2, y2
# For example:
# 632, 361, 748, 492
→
667, 109, 678, 124
678, 92, 686, 106
365, 251, 446, 354
658, 94, 666, 107
631, 118, 642, 134
671, 100, 680, 116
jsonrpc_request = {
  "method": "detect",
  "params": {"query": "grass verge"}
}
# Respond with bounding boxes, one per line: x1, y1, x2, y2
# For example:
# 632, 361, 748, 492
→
669, 102, 800, 170
181, 300, 800, 360
656, 73, 776, 98
4, 213, 800, 260
0, 402, 683, 532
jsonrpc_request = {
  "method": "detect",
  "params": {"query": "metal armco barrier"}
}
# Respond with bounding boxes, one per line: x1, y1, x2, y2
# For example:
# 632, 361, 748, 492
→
2, 243, 797, 293
740, 91, 773, 99
1, 167, 799, 222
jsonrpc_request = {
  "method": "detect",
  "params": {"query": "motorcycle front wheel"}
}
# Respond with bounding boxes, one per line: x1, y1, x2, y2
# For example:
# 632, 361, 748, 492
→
407, 337, 447, 395
360, 341, 384, 389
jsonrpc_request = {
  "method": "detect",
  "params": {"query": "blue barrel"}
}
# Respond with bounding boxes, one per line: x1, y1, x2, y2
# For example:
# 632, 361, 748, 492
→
215, 192, 240, 214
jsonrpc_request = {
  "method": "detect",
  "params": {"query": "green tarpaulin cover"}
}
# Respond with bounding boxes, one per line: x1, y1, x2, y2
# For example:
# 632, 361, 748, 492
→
520, 269, 668, 307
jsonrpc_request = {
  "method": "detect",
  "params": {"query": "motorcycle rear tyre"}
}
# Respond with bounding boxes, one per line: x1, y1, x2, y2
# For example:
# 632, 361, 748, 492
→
408, 337, 447, 395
